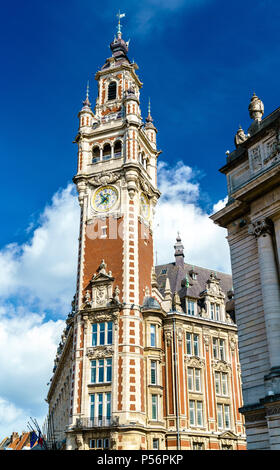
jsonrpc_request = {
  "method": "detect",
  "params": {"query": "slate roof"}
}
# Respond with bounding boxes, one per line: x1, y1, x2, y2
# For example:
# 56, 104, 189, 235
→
155, 262, 233, 300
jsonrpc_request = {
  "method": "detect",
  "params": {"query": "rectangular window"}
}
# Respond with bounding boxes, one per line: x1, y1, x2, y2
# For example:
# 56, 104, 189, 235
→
89, 439, 96, 449
90, 395, 95, 420
186, 333, 192, 355
152, 395, 158, 420
216, 304, 220, 321
210, 303, 215, 320
150, 325, 156, 347
213, 338, 218, 359
224, 405, 230, 429
92, 323, 97, 346
91, 360, 97, 383
220, 339, 225, 361
106, 393, 111, 423
189, 400, 203, 427
151, 361, 157, 385
195, 369, 201, 392
189, 400, 195, 426
193, 335, 199, 356
215, 372, 221, 395
97, 439, 102, 449
99, 323, 105, 345
217, 404, 223, 429
107, 322, 113, 345
103, 438, 110, 449
152, 439, 159, 450
92, 322, 113, 346
98, 393, 103, 424
98, 359, 104, 383
187, 368, 193, 391
221, 373, 228, 396
188, 300, 195, 316
197, 401, 203, 426
106, 358, 112, 382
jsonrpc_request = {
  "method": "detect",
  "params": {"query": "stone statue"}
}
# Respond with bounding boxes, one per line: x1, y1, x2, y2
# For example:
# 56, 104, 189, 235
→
234, 126, 248, 147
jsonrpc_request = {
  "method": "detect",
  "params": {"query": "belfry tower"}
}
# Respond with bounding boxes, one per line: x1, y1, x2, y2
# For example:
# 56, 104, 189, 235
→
47, 15, 247, 452
64, 16, 162, 450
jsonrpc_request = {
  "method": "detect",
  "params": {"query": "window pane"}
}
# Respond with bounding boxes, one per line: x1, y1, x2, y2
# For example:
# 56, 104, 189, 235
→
193, 335, 199, 356
188, 368, 193, 391
91, 360, 96, 383
90, 395, 95, 419
215, 372, 220, 394
107, 322, 113, 345
213, 338, 218, 358
108, 81, 117, 101
153, 439, 159, 450
151, 361, 156, 384
197, 402, 203, 426
98, 359, 104, 383
220, 339, 225, 361
152, 395, 157, 420
98, 394, 103, 421
211, 303, 215, 320
188, 301, 195, 316
106, 358, 112, 382
97, 439, 102, 449
222, 374, 228, 395
89, 439, 96, 449
216, 304, 220, 321
195, 369, 201, 392
217, 404, 223, 428
224, 405, 230, 428
104, 438, 109, 449
99, 323, 105, 345
151, 325, 156, 347
186, 333, 192, 355
92, 324, 97, 346
189, 401, 195, 426
106, 393, 111, 420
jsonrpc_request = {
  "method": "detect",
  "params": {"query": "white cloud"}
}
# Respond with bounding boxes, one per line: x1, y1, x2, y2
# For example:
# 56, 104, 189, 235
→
154, 161, 231, 273
0, 184, 80, 316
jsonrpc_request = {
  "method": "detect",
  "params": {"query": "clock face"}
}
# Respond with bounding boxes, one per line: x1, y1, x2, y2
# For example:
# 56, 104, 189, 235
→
93, 185, 118, 212
140, 193, 150, 219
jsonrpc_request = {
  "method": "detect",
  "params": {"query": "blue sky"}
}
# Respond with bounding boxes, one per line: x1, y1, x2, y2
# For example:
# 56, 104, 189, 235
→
1, 0, 280, 439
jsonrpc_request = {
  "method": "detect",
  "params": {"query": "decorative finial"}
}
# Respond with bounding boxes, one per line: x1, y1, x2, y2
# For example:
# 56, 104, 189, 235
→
117, 10, 125, 37
248, 92, 264, 122
83, 81, 91, 107
146, 97, 153, 123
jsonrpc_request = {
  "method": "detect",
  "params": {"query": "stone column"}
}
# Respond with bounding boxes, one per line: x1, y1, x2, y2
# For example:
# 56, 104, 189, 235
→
248, 218, 280, 374
272, 213, 280, 270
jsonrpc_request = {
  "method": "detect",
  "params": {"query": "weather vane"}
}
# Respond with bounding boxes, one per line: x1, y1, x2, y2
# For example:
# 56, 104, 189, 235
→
117, 10, 126, 36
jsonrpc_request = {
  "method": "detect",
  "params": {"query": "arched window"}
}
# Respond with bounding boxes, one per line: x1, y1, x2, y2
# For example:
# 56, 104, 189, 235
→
92, 146, 100, 164
103, 144, 112, 161
108, 81, 117, 101
114, 140, 122, 158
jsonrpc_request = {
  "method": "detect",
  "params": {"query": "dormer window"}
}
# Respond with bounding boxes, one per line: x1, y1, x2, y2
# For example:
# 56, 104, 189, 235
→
108, 81, 117, 101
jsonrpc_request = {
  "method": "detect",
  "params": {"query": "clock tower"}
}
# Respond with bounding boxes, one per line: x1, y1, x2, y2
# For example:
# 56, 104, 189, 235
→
66, 17, 162, 449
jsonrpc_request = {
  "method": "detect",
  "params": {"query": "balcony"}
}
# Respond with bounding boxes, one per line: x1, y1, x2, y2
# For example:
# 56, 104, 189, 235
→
73, 416, 118, 429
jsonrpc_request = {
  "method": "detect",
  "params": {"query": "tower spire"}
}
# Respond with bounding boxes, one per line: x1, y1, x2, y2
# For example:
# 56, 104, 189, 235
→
82, 81, 91, 108
116, 10, 125, 38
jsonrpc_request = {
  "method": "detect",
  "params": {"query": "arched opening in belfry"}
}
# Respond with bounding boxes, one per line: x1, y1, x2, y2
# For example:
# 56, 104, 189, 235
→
103, 143, 112, 160
114, 140, 122, 158
108, 81, 117, 101
92, 146, 100, 164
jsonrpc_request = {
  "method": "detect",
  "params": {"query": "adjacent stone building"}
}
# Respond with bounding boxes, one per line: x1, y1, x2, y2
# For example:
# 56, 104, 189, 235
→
46, 22, 246, 451
211, 94, 280, 449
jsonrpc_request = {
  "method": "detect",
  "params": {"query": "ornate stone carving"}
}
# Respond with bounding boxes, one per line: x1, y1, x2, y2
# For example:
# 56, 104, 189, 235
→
86, 345, 114, 359
88, 311, 118, 324
203, 333, 211, 351
89, 171, 122, 187
185, 356, 205, 368
173, 292, 183, 313
234, 126, 248, 148
164, 330, 172, 346
211, 359, 231, 372
229, 334, 237, 351
248, 218, 273, 238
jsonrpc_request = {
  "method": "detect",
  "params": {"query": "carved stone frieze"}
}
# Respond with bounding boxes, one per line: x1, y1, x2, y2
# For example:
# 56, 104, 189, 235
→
86, 345, 114, 359
211, 359, 231, 372
89, 171, 123, 187
87, 311, 118, 325
184, 355, 205, 368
